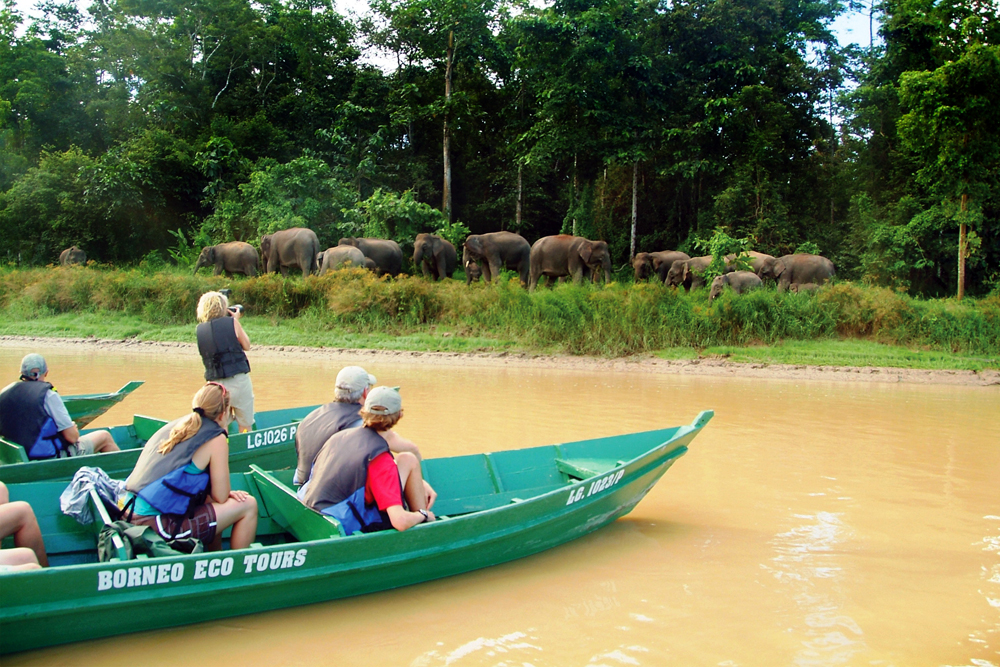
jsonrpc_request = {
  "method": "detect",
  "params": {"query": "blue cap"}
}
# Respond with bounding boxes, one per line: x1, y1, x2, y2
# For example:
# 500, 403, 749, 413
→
20, 354, 48, 380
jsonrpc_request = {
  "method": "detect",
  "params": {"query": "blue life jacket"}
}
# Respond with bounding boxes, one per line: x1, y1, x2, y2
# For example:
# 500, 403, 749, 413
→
125, 416, 227, 516
324, 486, 391, 536
0, 380, 72, 460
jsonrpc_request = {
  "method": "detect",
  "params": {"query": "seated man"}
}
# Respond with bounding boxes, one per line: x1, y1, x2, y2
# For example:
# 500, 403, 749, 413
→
294, 366, 376, 495
0, 481, 46, 570
0, 354, 119, 460
304, 386, 437, 534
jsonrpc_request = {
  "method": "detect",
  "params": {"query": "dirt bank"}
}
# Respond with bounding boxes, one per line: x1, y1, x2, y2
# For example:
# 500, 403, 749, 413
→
2, 335, 997, 387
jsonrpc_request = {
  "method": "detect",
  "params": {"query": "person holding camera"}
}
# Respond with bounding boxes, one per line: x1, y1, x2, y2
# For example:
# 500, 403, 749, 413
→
195, 291, 254, 432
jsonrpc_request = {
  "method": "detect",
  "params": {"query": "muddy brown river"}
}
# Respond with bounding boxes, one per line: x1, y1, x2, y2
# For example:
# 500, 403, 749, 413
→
1, 344, 998, 666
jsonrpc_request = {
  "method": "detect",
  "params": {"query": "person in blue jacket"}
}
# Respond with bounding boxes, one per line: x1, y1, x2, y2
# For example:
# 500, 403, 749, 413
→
124, 382, 258, 550
0, 354, 118, 460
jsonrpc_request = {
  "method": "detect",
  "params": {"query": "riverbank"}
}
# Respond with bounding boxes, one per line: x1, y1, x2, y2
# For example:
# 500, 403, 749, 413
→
3, 335, 997, 387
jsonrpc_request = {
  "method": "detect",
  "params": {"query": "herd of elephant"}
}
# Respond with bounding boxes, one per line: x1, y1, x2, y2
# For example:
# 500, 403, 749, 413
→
59, 228, 835, 298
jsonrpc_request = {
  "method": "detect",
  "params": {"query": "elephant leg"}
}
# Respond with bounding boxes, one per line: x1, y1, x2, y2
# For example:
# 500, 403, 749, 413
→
488, 259, 503, 283
214, 265, 222, 276
421, 262, 432, 279
437, 260, 447, 281
481, 261, 493, 283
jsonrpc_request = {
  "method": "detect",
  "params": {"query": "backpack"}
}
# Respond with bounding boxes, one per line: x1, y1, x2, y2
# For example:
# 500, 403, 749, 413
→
97, 521, 204, 562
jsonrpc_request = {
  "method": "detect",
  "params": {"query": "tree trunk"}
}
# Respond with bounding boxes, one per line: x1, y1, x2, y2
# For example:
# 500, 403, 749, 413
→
630, 160, 638, 262
572, 153, 578, 236
514, 164, 522, 231
958, 193, 968, 300
442, 30, 454, 222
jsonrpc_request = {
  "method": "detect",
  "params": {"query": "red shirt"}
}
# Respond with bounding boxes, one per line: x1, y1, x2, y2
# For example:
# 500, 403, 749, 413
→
364, 451, 403, 510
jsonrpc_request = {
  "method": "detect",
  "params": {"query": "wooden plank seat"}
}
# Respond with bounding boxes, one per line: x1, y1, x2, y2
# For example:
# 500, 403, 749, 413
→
249, 465, 345, 541
0, 438, 30, 465
87, 488, 130, 562
554, 458, 622, 480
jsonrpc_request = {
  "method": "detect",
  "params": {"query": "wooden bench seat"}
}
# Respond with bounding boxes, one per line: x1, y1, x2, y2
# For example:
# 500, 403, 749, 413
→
87, 488, 129, 562
0, 438, 30, 465
554, 458, 622, 480
249, 465, 345, 541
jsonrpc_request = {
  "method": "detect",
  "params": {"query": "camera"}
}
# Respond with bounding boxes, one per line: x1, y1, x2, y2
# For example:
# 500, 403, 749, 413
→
228, 304, 244, 315
218, 288, 233, 298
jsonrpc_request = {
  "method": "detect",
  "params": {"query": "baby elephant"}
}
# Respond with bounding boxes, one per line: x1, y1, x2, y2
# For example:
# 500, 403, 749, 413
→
789, 282, 820, 293
709, 271, 762, 302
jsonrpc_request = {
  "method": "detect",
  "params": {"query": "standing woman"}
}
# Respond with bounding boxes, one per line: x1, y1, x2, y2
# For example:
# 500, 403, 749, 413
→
124, 383, 258, 551
196, 291, 254, 432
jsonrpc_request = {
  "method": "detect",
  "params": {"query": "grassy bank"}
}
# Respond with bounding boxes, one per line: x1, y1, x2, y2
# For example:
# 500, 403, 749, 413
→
1, 266, 998, 368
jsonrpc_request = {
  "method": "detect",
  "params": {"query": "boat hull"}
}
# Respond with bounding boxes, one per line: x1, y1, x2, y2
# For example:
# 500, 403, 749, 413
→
0, 405, 319, 484
0, 411, 712, 654
61, 381, 144, 428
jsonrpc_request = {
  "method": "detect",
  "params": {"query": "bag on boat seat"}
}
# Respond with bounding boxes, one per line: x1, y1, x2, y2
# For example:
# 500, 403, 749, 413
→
98, 521, 204, 562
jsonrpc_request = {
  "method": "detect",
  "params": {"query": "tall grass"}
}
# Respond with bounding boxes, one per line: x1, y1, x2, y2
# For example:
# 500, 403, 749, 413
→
2, 266, 997, 357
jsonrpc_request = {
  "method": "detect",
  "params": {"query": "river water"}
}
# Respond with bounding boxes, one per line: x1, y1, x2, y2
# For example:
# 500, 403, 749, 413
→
1, 345, 998, 667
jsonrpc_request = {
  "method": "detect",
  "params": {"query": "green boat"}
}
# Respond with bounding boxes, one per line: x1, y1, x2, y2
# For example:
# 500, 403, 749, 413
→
0, 404, 320, 484
0, 410, 713, 655
61, 381, 145, 428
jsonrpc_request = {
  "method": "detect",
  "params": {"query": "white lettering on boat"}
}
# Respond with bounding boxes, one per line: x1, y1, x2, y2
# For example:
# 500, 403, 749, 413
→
193, 556, 235, 580
248, 425, 297, 450
98, 563, 185, 591
97, 549, 306, 591
565, 469, 625, 506
242, 548, 307, 573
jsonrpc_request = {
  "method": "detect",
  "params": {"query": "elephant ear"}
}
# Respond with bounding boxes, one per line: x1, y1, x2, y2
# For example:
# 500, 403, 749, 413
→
773, 260, 786, 278
682, 262, 690, 280
580, 242, 594, 264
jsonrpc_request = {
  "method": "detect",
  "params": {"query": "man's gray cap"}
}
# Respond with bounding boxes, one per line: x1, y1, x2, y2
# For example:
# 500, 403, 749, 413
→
335, 366, 376, 393
363, 386, 402, 415
20, 353, 48, 380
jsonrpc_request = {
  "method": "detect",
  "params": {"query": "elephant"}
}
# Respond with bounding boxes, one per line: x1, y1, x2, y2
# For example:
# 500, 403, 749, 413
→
528, 235, 612, 290
757, 254, 835, 292
724, 250, 774, 274
59, 246, 86, 266
464, 259, 483, 282
709, 271, 763, 302
789, 282, 821, 293
413, 233, 457, 281
318, 245, 369, 275
462, 231, 531, 286
633, 250, 691, 283
193, 242, 258, 277
665, 256, 719, 291
338, 237, 404, 277
260, 228, 320, 277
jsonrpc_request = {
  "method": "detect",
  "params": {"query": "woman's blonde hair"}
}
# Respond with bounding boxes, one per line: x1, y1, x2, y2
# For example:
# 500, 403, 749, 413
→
360, 408, 403, 432
157, 383, 230, 454
196, 291, 229, 323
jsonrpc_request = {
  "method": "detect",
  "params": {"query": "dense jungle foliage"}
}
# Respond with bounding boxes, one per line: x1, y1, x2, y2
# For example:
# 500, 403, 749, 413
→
1, 0, 998, 297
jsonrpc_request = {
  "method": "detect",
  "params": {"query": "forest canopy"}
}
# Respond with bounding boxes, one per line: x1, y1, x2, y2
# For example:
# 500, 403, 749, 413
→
1, 0, 997, 297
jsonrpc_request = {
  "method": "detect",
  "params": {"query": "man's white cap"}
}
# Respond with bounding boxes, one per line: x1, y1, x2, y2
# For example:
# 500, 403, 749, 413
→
335, 366, 376, 393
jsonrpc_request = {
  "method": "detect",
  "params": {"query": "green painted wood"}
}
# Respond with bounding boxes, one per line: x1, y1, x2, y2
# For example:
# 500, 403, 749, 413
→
87, 489, 128, 562
0, 410, 714, 655
249, 465, 345, 541
61, 381, 144, 428
0, 438, 29, 464
0, 405, 320, 484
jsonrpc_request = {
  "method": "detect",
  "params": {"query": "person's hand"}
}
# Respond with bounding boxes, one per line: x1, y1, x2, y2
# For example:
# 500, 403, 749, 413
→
423, 481, 437, 510
230, 307, 242, 320
229, 489, 251, 503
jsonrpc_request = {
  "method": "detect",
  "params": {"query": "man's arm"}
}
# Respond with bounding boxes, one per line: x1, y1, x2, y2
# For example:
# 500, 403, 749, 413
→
232, 313, 251, 350
386, 505, 434, 531
379, 430, 421, 460
45, 391, 79, 444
